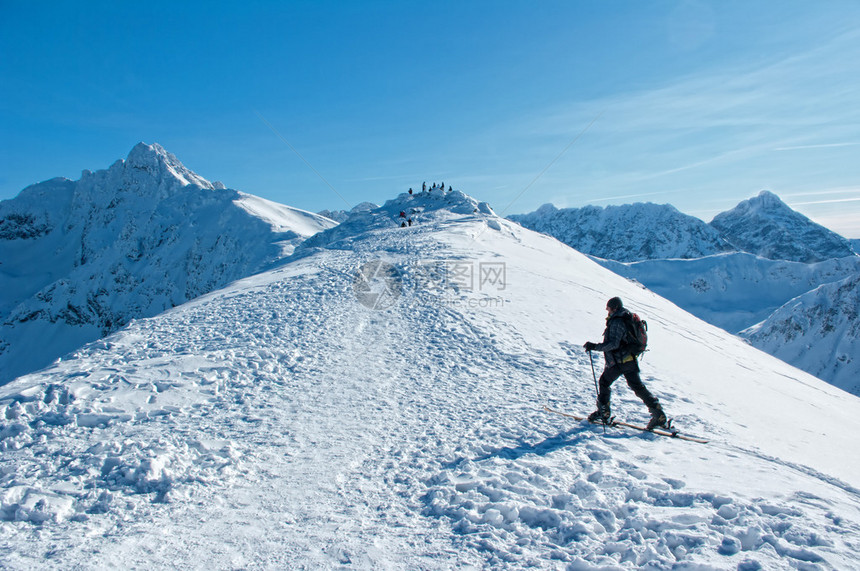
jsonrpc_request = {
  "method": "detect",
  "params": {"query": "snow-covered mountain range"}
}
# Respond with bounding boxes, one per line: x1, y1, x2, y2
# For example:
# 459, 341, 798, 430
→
508, 203, 734, 262
0, 143, 335, 385
510, 193, 860, 395
509, 191, 854, 264
711, 190, 856, 263
2, 190, 859, 568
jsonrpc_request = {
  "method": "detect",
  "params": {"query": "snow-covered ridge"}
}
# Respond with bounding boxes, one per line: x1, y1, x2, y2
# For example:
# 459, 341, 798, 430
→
300, 189, 495, 251
2, 200, 860, 568
508, 202, 734, 262
0, 143, 335, 385
741, 273, 860, 395
710, 190, 856, 263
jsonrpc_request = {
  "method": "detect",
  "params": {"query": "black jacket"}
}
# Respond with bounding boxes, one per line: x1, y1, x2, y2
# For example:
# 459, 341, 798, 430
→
593, 308, 634, 368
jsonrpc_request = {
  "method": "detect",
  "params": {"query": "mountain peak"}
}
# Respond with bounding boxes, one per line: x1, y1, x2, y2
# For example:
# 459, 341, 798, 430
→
126, 141, 169, 165
121, 142, 216, 191
382, 189, 495, 218
535, 203, 558, 216
710, 191, 855, 262
712, 190, 792, 220
755, 189, 781, 201
747, 189, 790, 212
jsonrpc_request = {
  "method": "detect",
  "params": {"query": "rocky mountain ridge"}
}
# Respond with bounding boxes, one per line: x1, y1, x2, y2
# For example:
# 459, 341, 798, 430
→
710, 190, 856, 263
0, 143, 335, 384
508, 202, 734, 262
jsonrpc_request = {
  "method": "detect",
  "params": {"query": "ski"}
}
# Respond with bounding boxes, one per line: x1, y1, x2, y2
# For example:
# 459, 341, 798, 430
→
543, 405, 709, 444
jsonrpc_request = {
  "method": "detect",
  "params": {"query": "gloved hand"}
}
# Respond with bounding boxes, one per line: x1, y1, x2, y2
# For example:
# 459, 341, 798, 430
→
584, 342, 597, 352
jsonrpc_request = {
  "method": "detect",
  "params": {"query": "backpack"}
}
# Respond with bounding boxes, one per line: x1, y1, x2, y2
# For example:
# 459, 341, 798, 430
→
622, 312, 648, 356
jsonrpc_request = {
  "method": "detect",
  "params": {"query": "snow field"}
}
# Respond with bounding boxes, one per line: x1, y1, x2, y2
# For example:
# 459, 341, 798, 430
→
2, 207, 860, 569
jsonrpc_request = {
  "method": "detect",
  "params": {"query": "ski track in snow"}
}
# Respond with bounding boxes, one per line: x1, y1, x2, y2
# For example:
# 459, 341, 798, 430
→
2, 218, 860, 569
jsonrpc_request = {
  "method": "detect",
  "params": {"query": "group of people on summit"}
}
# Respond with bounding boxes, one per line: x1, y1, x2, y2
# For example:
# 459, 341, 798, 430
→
398, 182, 457, 227
416, 181, 451, 193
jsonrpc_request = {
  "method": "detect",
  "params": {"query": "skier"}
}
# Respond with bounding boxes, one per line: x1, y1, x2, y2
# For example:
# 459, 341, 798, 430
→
584, 296, 668, 430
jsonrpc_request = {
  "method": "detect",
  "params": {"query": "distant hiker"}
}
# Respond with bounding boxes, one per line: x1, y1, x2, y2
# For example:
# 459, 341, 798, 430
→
409, 188, 413, 195
441, 182, 445, 191
423, 182, 426, 192
401, 221, 407, 228
400, 210, 406, 218
584, 296, 667, 430
407, 218, 413, 226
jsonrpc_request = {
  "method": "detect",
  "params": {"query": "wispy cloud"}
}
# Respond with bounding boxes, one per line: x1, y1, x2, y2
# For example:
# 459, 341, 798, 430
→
789, 197, 860, 206
775, 142, 860, 151
780, 187, 860, 199
530, 27, 860, 161
586, 191, 673, 204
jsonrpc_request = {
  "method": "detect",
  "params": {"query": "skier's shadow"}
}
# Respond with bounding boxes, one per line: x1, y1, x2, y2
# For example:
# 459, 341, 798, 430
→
442, 429, 592, 469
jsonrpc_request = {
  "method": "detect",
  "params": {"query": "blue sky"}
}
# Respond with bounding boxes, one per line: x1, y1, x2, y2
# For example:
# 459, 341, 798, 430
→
2, 0, 860, 236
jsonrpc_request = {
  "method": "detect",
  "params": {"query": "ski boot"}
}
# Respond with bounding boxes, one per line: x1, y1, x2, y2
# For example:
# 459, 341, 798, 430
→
646, 406, 669, 431
587, 407, 612, 425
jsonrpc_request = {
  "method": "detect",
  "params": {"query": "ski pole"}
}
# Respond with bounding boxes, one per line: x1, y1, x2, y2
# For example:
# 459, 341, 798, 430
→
588, 350, 605, 434
588, 350, 598, 398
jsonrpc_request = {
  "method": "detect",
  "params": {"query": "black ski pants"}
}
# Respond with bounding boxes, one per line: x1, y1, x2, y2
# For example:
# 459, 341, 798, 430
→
596, 359, 659, 412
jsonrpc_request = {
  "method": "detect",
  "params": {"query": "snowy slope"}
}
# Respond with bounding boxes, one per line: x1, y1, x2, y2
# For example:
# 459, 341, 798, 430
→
741, 273, 860, 395
710, 190, 856, 263
2, 190, 860, 569
0, 143, 335, 385
508, 202, 734, 262
596, 253, 860, 333
510, 195, 860, 394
